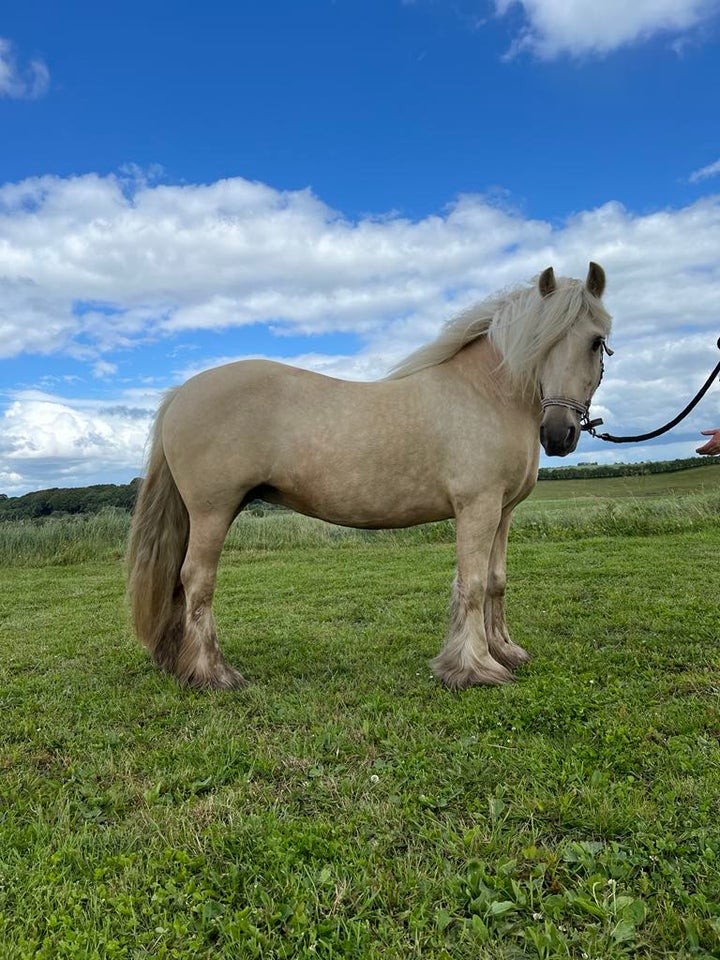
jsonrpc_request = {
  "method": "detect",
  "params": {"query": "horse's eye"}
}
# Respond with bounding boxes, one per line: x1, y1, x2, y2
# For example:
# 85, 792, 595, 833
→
591, 337, 603, 352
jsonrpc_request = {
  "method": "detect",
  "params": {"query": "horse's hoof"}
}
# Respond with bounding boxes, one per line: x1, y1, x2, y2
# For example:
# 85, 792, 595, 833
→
493, 641, 532, 670
431, 655, 515, 690
184, 663, 248, 691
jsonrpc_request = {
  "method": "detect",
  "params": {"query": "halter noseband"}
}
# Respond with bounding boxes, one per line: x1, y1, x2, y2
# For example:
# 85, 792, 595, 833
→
540, 395, 590, 418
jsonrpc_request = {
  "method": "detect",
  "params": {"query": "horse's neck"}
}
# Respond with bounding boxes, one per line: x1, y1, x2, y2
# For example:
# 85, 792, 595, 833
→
448, 337, 533, 408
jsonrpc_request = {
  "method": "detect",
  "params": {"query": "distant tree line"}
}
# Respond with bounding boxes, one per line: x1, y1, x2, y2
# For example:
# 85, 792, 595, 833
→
0, 480, 142, 520
537, 456, 720, 481
1, 457, 718, 520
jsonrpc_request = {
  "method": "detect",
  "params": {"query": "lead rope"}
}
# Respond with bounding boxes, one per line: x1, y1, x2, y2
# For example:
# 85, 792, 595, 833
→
582, 336, 720, 444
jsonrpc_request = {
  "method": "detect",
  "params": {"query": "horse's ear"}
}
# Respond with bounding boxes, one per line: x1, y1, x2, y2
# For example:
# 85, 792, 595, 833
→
538, 267, 556, 298
586, 261, 606, 299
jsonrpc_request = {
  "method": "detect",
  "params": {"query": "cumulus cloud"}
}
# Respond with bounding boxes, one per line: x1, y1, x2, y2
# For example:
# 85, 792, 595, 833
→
494, 0, 720, 58
0, 37, 49, 99
2, 172, 718, 360
0, 173, 549, 360
0, 392, 155, 491
1, 171, 719, 492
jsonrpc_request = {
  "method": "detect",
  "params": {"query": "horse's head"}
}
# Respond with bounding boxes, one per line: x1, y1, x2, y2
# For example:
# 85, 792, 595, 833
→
537, 262, 611, 457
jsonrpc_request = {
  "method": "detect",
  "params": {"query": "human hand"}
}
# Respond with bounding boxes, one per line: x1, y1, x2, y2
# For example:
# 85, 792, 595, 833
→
696, 429, 720, 455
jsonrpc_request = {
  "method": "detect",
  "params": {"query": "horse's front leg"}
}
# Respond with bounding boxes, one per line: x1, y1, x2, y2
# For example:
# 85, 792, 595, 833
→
484, 509, 532, 670
431, 500, 515, 689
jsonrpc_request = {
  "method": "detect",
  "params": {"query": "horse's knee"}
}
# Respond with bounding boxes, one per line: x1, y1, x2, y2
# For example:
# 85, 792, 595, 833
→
486, 568, 506, 598
452, 569, 486, 611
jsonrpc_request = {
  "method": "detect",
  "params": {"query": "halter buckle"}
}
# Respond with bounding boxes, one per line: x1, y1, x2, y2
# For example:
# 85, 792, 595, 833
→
581, 416, 604, 435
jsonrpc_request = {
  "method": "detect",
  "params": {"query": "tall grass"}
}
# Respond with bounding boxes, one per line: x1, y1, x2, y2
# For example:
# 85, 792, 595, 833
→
512, 489, 720, 540
1, 489, 718, 566
0, 508, 130, 566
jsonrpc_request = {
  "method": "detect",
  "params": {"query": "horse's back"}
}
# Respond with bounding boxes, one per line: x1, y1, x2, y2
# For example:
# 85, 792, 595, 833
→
165, 359, 365, 447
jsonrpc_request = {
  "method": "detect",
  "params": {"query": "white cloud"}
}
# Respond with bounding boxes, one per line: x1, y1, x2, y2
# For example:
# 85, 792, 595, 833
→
3, 172, 718, 362
0, 277, 78, 356
1, 172, 720, 492
0, 392, 155, 492
92, 360, 119, 379
0, 37, 49, 99
0, 173, 552, 359
690, 158, 720, 184
494, 0, 720, 58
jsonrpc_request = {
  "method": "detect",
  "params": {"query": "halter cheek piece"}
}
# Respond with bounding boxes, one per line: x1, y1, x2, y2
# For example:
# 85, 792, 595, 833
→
539, 339, 613, 431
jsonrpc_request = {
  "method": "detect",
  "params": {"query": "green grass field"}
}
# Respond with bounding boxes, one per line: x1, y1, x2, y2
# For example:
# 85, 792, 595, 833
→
1, 469, 719, 958
522, 464, 720, 515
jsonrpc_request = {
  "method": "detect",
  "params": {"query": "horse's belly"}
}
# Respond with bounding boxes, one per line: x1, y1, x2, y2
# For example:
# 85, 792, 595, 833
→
264, 478, 453, 529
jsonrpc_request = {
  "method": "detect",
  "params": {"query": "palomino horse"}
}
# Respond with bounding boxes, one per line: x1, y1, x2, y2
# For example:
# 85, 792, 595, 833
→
127, 262, 611, 690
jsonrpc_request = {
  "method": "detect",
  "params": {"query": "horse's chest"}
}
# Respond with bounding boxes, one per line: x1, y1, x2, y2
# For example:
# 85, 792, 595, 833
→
450, 418, 538, 505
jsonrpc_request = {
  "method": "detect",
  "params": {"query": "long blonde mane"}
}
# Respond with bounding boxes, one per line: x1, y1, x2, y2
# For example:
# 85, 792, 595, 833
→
386, 275, 611, 393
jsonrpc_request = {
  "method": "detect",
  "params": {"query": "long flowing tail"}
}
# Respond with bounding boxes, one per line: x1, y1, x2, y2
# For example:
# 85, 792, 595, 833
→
126, 389, 189, 672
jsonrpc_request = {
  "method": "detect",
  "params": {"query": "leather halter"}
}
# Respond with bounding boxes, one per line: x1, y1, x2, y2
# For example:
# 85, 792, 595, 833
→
539, 338, 613, 431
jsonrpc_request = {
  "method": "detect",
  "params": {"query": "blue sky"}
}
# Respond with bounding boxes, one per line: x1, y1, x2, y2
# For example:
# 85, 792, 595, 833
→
1, 0, 720, 493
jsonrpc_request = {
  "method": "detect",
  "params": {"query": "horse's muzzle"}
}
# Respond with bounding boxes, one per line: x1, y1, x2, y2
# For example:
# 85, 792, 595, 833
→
540, 410, 581, 457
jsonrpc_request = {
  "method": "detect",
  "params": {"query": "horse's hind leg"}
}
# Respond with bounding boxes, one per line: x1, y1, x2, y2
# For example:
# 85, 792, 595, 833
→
485, 509, 532, 670
431, 499, 514, 689
176, 509, 247, 690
